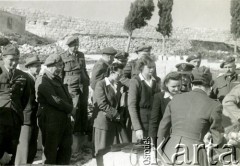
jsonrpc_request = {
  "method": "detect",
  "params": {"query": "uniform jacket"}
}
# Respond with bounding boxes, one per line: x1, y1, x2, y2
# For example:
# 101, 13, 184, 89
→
120, 59, 160, 88
90, 59, 110, 90
157, 89, 224, 165
148, 92, 171, 138
0, 64, 32, 125
128, 75, 159, 131
222, 84, 240, 128
93, 78, 123, 131
210, 72, 240, 103
35, 69, 73, 117
61, 50, 89, 85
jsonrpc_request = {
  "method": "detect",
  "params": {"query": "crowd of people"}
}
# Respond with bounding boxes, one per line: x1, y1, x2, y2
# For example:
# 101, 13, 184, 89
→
0, 35, 240, 166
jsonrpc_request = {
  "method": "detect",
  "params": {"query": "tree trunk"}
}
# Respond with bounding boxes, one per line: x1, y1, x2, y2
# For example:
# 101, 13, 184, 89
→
162, 36, 166, 59
125, 32, 132, 53
234, 39, 237, 54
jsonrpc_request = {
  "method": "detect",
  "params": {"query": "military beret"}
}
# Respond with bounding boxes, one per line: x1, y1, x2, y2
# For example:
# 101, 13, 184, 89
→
66, 36, 79, 46
100, 47, 117, 55
186, 53, 202, 62
1, 44, 19, 56
25, 55, 42, 67
220, 56, 235, 68
0, 37, 10, 46
44, 53, 62, 66
135, 43, 152, 53
192, 66, 212, 86
115, 51, 129, 60
176, 63, 195, 73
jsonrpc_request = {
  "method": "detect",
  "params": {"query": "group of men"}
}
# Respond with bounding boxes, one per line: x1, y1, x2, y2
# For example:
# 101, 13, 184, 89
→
0, 34, 240, 165
0, 36, 90, 165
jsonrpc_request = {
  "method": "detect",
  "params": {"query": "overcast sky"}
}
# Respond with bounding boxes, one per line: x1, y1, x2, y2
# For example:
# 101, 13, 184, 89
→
0, 0, 231, 30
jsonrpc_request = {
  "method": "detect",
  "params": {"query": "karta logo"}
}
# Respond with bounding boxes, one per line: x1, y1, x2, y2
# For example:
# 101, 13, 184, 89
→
156, 138, 239, 165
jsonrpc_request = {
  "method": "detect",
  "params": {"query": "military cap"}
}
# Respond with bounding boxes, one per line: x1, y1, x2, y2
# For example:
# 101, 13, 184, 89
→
0, 37, 10, 46
115, 51, 129, 60
66, 36, 79, 46
1, 44, 19, 56
192, 66, 212, 86
100, 47, 117, 55
44, 53, 62, 66
135, 43, 152, 53
220, 56, 235, 68
176, 63, 195, 73
186, 53, 202, 62
25, 55, 42, 67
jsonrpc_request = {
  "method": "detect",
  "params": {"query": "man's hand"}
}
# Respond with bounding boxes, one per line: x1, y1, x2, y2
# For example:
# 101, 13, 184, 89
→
0, 152, 12, 164
136, 129, 143, 140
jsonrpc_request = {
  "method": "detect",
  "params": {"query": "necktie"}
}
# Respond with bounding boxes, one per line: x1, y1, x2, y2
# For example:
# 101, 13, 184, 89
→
9, 69, 13, 80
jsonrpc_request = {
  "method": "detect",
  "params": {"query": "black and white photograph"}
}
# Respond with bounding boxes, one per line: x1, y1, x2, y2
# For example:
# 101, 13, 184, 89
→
0, 0, 240, 165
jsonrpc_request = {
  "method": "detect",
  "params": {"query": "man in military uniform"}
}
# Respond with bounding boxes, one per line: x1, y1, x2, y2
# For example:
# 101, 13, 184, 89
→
15, 55, 42, 164
115, 50, 129, 67
35, 53, 73, 164
210, 56, 240, 103
61, 36, 90, 155
186, 52, 202, 68
90, 47, 116, 90
175, 62, 194, 92
0, 44, 32, 165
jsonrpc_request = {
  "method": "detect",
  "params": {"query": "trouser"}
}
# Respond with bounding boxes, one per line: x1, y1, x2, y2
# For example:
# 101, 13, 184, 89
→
0, 108, 21, 165
38, 111, 73, 165
64, 75, 89, 134
27, 124, 39, 163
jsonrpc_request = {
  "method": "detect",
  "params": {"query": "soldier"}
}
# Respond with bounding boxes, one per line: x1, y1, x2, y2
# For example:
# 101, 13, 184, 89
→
15, 55, 42, 164
90, 47, 116, 90
210, 56, 240, 103
61, 36, 90, 155
0, 44, 32, 165
120, 43, 160, 87
175, 63, 194, 92
35, 53, 73, 164
186, 52, 202, 68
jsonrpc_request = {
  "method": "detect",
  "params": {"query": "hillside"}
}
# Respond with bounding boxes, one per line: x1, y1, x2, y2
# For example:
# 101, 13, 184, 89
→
0, 7, 238, 60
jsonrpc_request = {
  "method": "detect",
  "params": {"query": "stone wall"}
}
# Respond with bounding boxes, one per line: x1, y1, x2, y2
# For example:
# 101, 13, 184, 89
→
0, 10, 26, 34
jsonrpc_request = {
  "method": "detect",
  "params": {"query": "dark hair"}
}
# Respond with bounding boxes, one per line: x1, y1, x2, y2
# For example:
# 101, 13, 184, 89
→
162, 71, 181, 92
109, 62, 124, 73
136, 55, 155, 72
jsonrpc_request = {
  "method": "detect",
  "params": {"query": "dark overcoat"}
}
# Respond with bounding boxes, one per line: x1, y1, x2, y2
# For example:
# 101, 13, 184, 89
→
157, 89, 224, 166
35, 69, 73, 165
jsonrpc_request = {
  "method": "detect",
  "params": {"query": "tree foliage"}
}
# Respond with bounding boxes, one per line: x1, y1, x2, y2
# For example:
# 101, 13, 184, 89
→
124, 0, 155, 35
231, 0, 240, 39
156, 0, 173, 38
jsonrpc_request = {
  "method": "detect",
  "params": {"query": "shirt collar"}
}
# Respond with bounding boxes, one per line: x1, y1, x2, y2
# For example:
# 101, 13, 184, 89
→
105, 77, 111, 86
164, 92, 173, 99
139, 73, 155, 81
